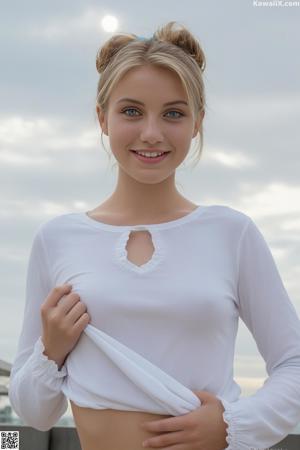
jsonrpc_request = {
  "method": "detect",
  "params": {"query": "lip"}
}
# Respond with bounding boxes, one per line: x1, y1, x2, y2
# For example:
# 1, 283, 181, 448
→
131, 149, 171, 153
130, 150, 170, 164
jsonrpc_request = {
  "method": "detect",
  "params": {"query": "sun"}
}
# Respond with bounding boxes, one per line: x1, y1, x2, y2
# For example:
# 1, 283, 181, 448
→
101, 15, 119, 33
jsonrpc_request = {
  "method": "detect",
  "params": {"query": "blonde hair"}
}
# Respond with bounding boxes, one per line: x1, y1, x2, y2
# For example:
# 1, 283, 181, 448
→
95, 21, 207, 171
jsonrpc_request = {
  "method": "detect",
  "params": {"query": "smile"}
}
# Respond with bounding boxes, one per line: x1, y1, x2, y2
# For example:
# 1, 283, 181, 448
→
130, 150, 170, 164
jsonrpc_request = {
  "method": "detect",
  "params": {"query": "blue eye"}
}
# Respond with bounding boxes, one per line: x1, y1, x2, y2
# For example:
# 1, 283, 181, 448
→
121, 108, 184, 119
165, 110, 184, 119
121, 108, 139, 117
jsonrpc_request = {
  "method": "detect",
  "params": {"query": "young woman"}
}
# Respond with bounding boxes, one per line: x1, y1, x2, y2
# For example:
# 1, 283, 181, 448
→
8, 21, 300, 450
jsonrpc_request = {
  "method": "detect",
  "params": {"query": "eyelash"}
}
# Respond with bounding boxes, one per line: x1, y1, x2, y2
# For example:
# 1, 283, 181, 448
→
121, 107, 185, 119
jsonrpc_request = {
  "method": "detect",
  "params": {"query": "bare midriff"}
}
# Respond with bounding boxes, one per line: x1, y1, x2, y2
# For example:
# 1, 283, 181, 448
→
70, 400, 173, 450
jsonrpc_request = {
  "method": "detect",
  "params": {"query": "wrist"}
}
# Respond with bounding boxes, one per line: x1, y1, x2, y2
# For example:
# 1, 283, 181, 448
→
41, 338, 66, 370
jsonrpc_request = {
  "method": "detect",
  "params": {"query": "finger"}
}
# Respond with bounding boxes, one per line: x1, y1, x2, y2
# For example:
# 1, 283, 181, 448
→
141, 415, 187, 433
193, 389, 216, 404
156, 446, 185, 450
142, 430, 186, 448
57, 292, 81, 315
147, 446, 186, 450
67, 301, 87, 323
43, 284, 72, 308
73, 312, 90, 332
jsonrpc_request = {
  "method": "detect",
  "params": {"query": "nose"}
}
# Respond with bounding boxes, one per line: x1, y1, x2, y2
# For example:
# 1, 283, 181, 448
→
139, 117, 164, 144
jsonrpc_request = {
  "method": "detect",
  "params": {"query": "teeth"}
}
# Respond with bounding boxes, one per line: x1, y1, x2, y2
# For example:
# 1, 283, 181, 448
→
136, 151, 165, 158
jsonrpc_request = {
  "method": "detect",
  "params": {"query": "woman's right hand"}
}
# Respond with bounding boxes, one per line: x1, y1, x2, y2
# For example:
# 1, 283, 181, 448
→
40, 284, 90, 369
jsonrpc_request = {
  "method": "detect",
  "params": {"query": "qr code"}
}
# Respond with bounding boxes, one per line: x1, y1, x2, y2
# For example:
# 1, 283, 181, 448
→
1, 431, 19, 449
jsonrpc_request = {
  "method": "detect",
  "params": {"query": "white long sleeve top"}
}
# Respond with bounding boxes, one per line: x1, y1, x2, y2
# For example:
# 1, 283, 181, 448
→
8, 204, 300, 449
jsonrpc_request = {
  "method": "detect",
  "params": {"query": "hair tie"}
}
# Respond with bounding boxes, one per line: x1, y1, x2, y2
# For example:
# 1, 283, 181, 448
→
136, 35, 149, 42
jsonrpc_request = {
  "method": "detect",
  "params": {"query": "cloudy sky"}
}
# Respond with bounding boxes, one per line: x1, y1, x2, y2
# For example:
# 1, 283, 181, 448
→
1, 0, 300, 425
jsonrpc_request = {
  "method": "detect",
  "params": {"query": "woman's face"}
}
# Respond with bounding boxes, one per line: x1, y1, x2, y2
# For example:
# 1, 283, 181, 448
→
97, 65, 204, 184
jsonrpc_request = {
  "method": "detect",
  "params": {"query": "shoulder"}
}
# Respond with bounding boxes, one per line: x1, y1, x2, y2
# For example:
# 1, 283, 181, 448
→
206, 204, 251, 232
34, 212, 80, 241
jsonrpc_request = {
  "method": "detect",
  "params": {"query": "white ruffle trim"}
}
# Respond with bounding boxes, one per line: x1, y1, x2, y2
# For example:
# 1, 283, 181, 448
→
32, 336, 68, 379
115, 229, 165, 274
216, 395, 236, 450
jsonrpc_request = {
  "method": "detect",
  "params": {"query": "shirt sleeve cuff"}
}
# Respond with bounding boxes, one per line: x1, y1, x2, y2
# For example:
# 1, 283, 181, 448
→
30, 336, 68, 385
216, 395, 239, 450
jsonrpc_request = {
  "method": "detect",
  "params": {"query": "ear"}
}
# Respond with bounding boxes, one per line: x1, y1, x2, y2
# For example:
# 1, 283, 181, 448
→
96, 105, 108, 136
192, 110, 205, 138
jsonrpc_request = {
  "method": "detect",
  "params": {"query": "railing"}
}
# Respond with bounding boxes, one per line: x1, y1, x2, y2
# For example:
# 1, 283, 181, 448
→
1, 425, 300, 450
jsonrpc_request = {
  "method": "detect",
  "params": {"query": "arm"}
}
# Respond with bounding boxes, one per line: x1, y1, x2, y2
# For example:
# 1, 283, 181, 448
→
8, 225, 68, 431
217, 217, 300, 450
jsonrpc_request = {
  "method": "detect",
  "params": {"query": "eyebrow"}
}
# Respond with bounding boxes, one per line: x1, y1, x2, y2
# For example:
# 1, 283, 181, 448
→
116, 98, 189, 106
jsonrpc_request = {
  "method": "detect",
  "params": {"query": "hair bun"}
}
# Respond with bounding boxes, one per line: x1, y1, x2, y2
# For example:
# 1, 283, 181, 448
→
154, 21, 206, 72
96, 33, 135, 74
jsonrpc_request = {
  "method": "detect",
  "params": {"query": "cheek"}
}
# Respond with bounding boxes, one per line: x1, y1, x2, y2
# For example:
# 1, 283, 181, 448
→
168, 123, 191, 140
108, 129, 133, 156
111, 121, 137, 143
169, 127, 192, 151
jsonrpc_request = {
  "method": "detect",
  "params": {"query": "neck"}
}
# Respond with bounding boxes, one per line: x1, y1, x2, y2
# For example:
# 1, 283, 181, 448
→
98, 167, 195, 218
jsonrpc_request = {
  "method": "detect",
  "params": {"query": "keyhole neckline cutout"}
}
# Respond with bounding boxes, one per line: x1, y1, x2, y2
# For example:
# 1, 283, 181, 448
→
80, 205, 208, 232
115, 229, 164, 274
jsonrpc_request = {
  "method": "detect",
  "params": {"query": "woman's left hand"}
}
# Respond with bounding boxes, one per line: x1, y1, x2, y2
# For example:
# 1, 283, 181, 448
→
140, 390, 228, 449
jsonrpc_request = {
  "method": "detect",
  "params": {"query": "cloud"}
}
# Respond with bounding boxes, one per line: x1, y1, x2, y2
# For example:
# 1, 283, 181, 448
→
27, 7, 108, 41
206, 146, 256, 168
2, 2, 300, 414
0, 114, 105, 167
237, 183, 300, 220
210, 93, 300, 125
